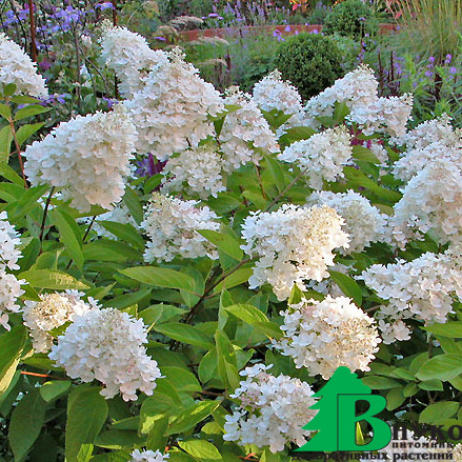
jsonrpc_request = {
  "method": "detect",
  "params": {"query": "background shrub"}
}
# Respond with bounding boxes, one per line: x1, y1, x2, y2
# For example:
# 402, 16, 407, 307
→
324, 0, 379, 39
275, 33, 344, 100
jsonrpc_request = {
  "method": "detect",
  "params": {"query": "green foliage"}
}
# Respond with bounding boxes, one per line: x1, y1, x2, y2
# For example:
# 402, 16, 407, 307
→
324, 0, 379, 39
275, 33, 344, 100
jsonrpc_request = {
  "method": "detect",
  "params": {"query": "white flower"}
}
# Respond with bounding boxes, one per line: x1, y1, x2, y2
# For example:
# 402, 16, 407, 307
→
124, 48, 224, 160
393, 115, 462, 182
241, 204, 349, 300
100, 24, 169, 98
359, 245, 462, 342
252, 69, 305, 135
219, 88, 279, 172
0, 211, 22, 271
0, 32, 48, 97
273, 296, 380, 379
377, 320, 411, 344
24, 104, 137, 212
130, 449, 168, 462
304, 65, 378, 127
223, 363, 318, 453
161, 143, 226, 199
307, 190, 388, 253
23, 291, 99, 353
390, 159, 462, 247
0, 212, 24, 331
142, 193, 220, 262
49, 308, 162, 401
278, 126, 352, 189
304, 65, 412, 137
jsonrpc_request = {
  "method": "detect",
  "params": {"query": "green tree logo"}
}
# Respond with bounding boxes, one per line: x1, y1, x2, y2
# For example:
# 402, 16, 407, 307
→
296, 367, 392, 452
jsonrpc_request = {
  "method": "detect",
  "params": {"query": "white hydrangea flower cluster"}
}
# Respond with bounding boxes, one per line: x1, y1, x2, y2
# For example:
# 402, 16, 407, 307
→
241, 204, 349, 300
393, 115, 462, 181
130, 450, 168, 462
349, 94, 413, 137
0, 32, 48, 97
359, 245, 462, 343
0, 212, 24, 331
304, 65, 378, 125
273, 296, 380, 379
24, 104, 137, 212
100, 24, 169, 98
49, 308, 162, 401
142, 193, 220, 262
391, 159, 462, 247
278, 126, 352, 189
223, 364, 317, 453
304, 65, 412, 137
22, 291, 99, 353
252, 69, 305, 135
219, 88, 279, 172
307, 191, 388, 253
161, 143, 226, 199
124, 48, 224, 160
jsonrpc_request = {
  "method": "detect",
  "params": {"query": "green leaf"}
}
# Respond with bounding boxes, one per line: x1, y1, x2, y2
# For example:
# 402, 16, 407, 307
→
419, 401, 459, 424
15, 122, 44, 146
0, 104, 12, 121
19, 269, 89, 290
0, 125, 13, 162
212, 266, 253, 294
386, 387, 405, 411
215, 330, 239, 390
425, 322, 462, 338
8, 389, 47, 461
264, 155, 285, 193
333, 101, 350, 122
418, 379, 443, 391
352, 145, 381, 164
84, 240, 140, 263
100, 221, 144, 250
198, 229, 243, 261
154, 323, 213, 349
0, 325, 26, 395
122, 186, 143, 225
66, 386, 108, 462
328, 270, 362, 305
161, 367, 202, 393
178, 440, 222, 462
166, 400, 221, 436
279, 126, 315, 146
40, 380, 72, 402
51, 209, 84, 270
224, 303, 282, 339
15, 105, 51, 121
120, 267, 197, 293
403, 383, 419, 397
361, 376, 401, 390
416, 354, 462, 382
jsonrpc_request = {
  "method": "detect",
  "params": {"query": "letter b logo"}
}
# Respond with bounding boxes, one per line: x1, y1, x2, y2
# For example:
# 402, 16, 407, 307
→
338, 394, 392, 451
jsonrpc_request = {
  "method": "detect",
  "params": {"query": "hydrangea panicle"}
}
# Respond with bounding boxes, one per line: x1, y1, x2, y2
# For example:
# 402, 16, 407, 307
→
142, 193, 220, 262
49, 308, 162, 401
273, 296, 381, 378
223, 363, 318, 453
241, 204, 349, 300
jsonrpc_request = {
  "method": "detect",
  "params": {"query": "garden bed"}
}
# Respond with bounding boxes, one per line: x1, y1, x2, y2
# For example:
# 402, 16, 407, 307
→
180, 23, 398, 41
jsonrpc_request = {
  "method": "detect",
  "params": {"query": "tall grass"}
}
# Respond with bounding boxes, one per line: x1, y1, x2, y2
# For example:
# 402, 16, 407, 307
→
388, 0, 461, 63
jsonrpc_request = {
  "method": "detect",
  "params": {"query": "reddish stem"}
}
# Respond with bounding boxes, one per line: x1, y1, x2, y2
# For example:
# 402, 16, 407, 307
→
28, 0, 38, 62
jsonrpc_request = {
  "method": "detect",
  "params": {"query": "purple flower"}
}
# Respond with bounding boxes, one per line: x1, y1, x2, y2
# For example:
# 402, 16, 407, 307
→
39, 60, 52, 71
154, 36, 166, 42
424, 70, 433, 78
428, 56, 435, 64
102, 97, 118, 109
445, 54, 452, 65
449, 67, 457, 75
135, 154, 166, 178
96, 2, 114, 10
284, 25, 291, 32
